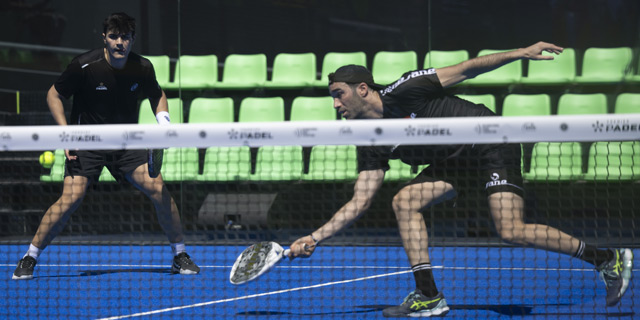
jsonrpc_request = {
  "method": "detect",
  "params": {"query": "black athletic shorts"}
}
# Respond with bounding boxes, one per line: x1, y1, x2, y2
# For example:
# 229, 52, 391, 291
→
406, 143, 525, 198
64, 149, 147, 182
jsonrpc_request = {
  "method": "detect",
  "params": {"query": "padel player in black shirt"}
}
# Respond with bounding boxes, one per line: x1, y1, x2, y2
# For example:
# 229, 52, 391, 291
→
289, 42, 633, 317
13, 12, 200, 281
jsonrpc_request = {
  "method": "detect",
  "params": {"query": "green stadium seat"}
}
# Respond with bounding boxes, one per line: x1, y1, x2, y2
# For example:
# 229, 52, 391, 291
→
143, 55, 171, 87
139, 98, 184, 124
40, 149, 66, 182
198, 146, 252, 181
466, 49, 522, 86
238, 97, 285, 122
215, 54, 267, 89
238, 97, 298, 181
502, 94, 551, 116
314, 52, 367, 87
614, 93, 640, 114
624, 53, 640, 83
188, 97, 234, 123
424, 50, 469, 69
583, 141, 640, 181
265, 53, 316, 89
161, 148, 199, 182
189, 98, 245, 181
456, 94, 496, 113
251, 146, 303, 181
303, 145, 357, 181
372, 51, 418, 85
16, 49, 34, 65
384, 159, 416, 182
0, 48, 10, 64
165, 55, 217, 90
575, 47, 632, 84
556, 93, 607, 115
290, 96, 336, 121
521, 48, 576, 85
523, 142, 583, 182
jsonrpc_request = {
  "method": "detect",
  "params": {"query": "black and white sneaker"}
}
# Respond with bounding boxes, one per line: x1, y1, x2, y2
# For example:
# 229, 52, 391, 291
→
171, 252, 200, 275
597, 248, 633, 307
12, 256, 37, 280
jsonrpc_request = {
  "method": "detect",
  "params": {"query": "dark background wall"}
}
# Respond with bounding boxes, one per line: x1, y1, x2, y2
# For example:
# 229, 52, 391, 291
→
0, 0, 638, 92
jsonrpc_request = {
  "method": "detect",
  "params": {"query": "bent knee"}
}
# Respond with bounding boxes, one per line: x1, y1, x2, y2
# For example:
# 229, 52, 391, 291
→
497, 229, 527, 245
392, 190, 413, 213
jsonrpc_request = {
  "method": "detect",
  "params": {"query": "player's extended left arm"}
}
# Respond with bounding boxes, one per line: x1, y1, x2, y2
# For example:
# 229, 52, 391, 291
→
149, 90, 170, 125
289, 169, 385, 257
435, 41, 564, 88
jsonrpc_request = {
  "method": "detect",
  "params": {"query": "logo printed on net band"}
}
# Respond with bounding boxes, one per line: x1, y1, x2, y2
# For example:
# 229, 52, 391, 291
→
59, 131, 103, 142
592, 120, 639, 133
404, 125, 452, 136
228, 129, 273, 140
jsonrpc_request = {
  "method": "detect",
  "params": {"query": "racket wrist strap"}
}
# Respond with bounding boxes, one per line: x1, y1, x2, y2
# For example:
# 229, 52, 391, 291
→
310, 233, 321, 246
156, 111, 171, 125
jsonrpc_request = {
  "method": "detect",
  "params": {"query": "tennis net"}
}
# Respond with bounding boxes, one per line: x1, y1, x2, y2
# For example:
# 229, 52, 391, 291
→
0, 113, 638, 318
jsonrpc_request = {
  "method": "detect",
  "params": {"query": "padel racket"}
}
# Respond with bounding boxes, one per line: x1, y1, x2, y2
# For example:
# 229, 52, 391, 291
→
229, 241, 308, 285
148, 149, 164, 178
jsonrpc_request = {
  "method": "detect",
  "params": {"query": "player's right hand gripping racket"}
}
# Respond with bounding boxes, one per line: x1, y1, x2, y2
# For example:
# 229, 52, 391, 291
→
148, 149, 164, 178
229, 241, 308, 285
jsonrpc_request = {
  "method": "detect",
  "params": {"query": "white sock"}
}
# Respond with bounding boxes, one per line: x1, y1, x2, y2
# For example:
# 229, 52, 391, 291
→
171, 242, 186, 256
24, 244, 42, 260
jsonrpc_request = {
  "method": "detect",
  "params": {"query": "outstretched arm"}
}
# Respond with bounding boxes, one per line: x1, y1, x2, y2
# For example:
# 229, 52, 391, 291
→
436, 41, 564, 88
149, 90, 169, 114
289, 169, 385, 257
149, 90, 170, 124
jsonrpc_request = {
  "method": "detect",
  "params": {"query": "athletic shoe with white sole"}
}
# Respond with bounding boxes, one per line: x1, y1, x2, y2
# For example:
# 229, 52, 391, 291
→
171, 252, 200, 275
383, 289, 449, 318
597, 248, 633, 307
12, 256, 37, 280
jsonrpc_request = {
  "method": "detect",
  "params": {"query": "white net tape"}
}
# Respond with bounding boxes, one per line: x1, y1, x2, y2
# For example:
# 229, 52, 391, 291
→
2, 114, 639, 151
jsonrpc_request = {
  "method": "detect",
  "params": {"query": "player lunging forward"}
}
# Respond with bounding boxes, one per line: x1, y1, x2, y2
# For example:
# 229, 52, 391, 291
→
289, 41, 633, 317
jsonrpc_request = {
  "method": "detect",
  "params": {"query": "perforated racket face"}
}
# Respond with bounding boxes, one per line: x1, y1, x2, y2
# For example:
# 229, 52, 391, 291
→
230, 241, 283, 284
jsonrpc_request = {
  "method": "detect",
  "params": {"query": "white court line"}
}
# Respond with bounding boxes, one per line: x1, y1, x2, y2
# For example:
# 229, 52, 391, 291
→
94, 269, 412, 320
1, 263, 639, 272
0, 263, 405, 269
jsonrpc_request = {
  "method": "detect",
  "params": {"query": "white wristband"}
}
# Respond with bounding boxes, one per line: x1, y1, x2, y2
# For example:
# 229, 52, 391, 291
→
156, 111, 170, 125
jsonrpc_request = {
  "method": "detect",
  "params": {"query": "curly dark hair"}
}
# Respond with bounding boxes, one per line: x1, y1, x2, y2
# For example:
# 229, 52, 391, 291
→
103, 12, 136, 37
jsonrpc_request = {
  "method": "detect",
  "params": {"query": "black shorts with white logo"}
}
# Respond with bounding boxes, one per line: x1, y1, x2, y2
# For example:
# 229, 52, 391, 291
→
406, 143, 525, 198
64, 149, 147, 183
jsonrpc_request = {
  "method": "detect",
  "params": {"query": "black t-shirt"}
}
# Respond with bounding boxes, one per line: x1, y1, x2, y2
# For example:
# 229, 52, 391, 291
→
357, 69, 497, 172
55, 48, 162, 125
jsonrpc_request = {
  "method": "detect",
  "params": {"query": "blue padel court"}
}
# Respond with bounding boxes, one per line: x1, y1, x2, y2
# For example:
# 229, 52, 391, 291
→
0, 245, 637, 319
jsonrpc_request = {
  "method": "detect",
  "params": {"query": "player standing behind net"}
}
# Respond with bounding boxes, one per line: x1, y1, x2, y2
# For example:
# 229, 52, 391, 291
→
289, 41, 633, 317
12, 12, 200, 280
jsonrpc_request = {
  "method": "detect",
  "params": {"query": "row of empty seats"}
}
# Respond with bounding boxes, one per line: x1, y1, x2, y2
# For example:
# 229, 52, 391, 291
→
137, 92, 640, 124
41, 141, 639, 183
146, 47, 640, 90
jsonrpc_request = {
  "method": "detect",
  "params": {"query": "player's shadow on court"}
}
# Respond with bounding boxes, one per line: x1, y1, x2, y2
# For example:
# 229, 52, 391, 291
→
31, 268, 173, 279
78, 268, 174, 276
238, 304, 538, 317
363, 304, 537, 316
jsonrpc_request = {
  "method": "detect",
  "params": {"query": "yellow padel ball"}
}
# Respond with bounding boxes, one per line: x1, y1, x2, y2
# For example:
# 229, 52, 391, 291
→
39, 151, 55, 169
